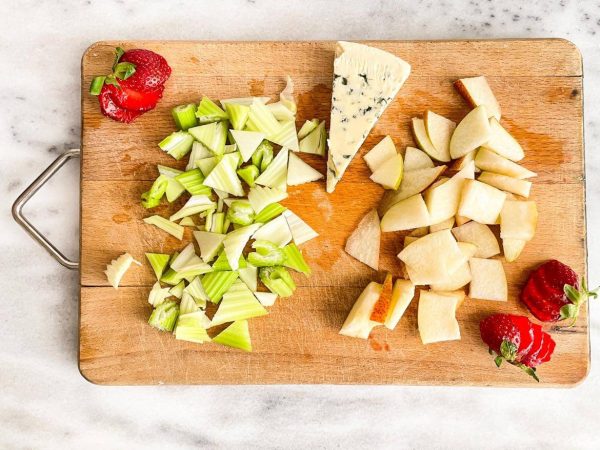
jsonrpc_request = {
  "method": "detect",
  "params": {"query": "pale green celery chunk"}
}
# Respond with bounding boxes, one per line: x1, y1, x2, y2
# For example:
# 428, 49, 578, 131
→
248, 186, 288, 216
223, 224, 260, 270
193, 230, 225, 263
282, 243, 311, 275
297, 119, 320, 140
143, 216, 185, 240
286, 152, 323, 186
212, 320, 252, 351
223, 219, 231, 234
175, 168, 211, 196
268, 121, 299, 152
252, 215, 292, 247
217, 198, 224, 213
214, 188, 229, 199
179, 292, 199, 315
220, 96, 270, 107
148, 300, 179, 332
202, 153, 245, 197
195, 97, 229, 124
226, 200, 255, 226
230, 129, 265, 162
212, 251, 246, 271
248, 98, 282, 137
169, 280, 186, 299
279, 76, 297, 115
169, 195, 215, 222
282, 210, 318, 245
204, 209, 214, 232
141, 175, 168, 208
196, 156, 219, 177
201, 271, 239, 303
267, 101, 295, 121
145, 253, 170, 281
157, 165, 186, 202
169, 243, 211, 273
148, 281, 172, 306
255, 147, 289, 189
254, 291, 277, 307
259, 266, 296, 297
251, 140, 274, 172
225, 103, 250, 130
298, 121, 326, 156
175, 311, 211, 343
188, 121, 228, 155
178, 217, 196, 227
186, 142, 213, 171
211, 282, 267, 326
237, 165, 260, 187
159, 131, 194, 160
210, 212, 225, 234
248, 240, 285, 267
157, 165, 184, 178
253, 202, 287, 223
184, 276, 208, 308
238, 263, 258, 291
172, 103, 198, 130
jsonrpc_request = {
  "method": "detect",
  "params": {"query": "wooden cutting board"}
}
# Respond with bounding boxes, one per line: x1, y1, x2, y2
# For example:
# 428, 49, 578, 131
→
80, 40, 587, 386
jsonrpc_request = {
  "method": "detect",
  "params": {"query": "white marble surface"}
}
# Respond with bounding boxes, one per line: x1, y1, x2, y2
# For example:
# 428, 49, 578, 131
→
2, 0, 600, 448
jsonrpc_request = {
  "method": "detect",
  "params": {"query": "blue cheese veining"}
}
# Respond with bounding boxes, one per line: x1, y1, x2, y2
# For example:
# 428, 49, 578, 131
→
326, 42, 411, 193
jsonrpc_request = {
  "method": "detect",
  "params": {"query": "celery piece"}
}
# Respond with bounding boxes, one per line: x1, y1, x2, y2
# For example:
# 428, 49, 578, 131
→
179, 292, 199, 315
255, 147, 289, 189
226, 200, 255, 226
204, 209, 214, 232
211, 212, 225, 234
145, 253, 170, 281
202, 153, 245, 197
157, 165, 183, 178
214, 188, 229, 200
238, 263, 258, 291
248, 186, 288, 216
175, 311, 211, 343
170, 243, 212, 273
297, 119, 320, 140
217, 198, 224, 213
189, 121, 228, 155
148, 281, 172, 306
279, 76, 297, 115
175, 168, 211, 196
252, 215, 292, 247
143, 216, 185, 240
212, 251, 247, 271
251, 140, 274, 173
184, 276, 209, 306
244, 117, 260, 132
211, 283, 267, 327
169, 280, 186, 299
141, 175, 169, 209
160, 268, 182, 286
212, 320, 252, 351
267, 102, 295, 121
237, 165, 260, 187
157, 165, 186, 202
195, 97, 229, 124
282, 243, 311, 275
169, 251, 180, 265
253, 202, 287, 224
186, 142, 213, 171
254, 291, 277, 307
299, 121, 326, 156
248, 246, 285, 267
201, 270, 239, 303
268, 121, 299, 152
223, 224, 261, 270
220, 96, 270, 107
223, 219, 231, 233
193, 230, 225, 263
230, 129, 266, 162
283, 210, 318, 245
159, 131, 194, 160
179, 217, 196, 227
225, 103, 250, 131
259, 266, 296, 298
224, 144, 238, 155
169, 195, 215, 222
196, 156, 219, 177
287, 152, 323, 186
248, 98, 282, 137
148, 300, 179, 332
161, 265, 211, 286
172, 103, 198, 130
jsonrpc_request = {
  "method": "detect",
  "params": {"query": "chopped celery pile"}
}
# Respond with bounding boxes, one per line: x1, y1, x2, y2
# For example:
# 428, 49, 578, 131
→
118, 78, 324, 351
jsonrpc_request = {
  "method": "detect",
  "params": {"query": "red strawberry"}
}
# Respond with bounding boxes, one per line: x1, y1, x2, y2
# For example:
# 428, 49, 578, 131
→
119, 48, 171, 92
480, 314, 521, 366
520, 324, 544, 368
98, 85, 143, 123
521, 260, 598, 325
538, 336, 556, 363
508, 315, 534, 357
111, 84, 165, 111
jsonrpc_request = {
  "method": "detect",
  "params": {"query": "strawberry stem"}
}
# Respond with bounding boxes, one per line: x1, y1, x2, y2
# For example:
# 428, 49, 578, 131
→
89, 47, 136, 96
561, 278, 600, 326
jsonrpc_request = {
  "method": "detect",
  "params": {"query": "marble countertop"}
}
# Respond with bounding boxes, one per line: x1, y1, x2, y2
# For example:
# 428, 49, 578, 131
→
2, 0, 600, 448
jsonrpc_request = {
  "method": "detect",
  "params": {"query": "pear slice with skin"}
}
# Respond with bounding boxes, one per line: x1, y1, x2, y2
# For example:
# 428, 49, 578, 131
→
478, 171, 532, 198
412, 118, 450, 162
450, 106, 491, 159
345, 209, 380, 270
454, 76, 501, 120
370, 153, 404, 189
503, 238, 527, 262
424, 111, 456, 160
475, 148, 536, 179
363, 136, 397, 172
384, 279, 416, 330
381, 194, 430, 232
339, 281, 383, 339
481, 118, 524, 161
404, 146, 434, 171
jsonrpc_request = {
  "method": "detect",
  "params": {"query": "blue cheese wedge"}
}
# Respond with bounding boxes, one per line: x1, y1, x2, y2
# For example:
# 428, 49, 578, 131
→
326, 42, 411, 193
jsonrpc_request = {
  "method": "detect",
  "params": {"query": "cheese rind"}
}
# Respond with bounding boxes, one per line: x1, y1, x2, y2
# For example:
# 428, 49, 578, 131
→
327, 41, 411, 193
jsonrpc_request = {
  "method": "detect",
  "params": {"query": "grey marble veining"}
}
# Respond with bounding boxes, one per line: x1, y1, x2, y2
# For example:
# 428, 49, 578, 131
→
2, 0, 600, 448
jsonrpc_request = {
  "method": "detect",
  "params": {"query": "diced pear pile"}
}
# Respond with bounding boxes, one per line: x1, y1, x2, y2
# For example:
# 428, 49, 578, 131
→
342, 76, 538, 344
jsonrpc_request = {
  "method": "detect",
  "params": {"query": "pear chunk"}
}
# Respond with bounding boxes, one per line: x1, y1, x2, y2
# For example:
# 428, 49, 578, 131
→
478, 172, 532, 198
500, 200, 538, 241
481, 118, 524, 161
454, 76, 501, 120
475, 148, 536, 179
339, 281, 382, 339
430, 242, 477, 291
469, 258, 507, 302
429, 216, 455, 232
449, 151, 477, 173
458, 179, 506, 224
381, 194, 430, 232
424, 111, 456, 161
384, 279, 415, 330
412, 117, 450, 162
424, 161, 475, 224
451, 221, 500, 258
404, 147, 434, 171
370, 153, 404, 189
503, 238, 527, 262
345, 209, 380, 270
363, 136, 397, 172
418, 290, 463, 344
449, 106, 491, 159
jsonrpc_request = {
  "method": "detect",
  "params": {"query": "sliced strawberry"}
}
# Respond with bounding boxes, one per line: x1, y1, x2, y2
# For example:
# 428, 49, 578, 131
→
98, 85, 143, 123
119, 48, 171, 92
112, 84, 164, 111
480, 314, 521, 365
538, 335, 556, 363
521, 276, 561, 322
508, 315, 534, 358
521, 324, 545, 368
538, 260, 578, 292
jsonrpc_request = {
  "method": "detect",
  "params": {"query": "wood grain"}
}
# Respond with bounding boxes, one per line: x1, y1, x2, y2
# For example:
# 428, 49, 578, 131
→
80, 40, 587, 386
